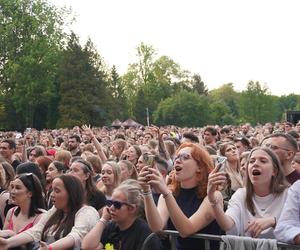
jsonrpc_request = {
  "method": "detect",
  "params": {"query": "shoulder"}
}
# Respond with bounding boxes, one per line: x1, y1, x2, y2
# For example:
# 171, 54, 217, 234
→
291, 180, 300, 191
76, 205, 99, 220
6, 207, 15, 219
231, 187, 246, 199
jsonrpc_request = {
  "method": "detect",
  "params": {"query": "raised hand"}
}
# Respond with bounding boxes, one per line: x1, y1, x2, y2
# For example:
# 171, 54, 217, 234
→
82, 124, 94, 138
207, 167, 227, 202
138, 166, 152, 191
145, 167, 169, 195
102, 206, 112, 221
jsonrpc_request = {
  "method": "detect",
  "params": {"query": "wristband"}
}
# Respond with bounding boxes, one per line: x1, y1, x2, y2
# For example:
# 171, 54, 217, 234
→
99, 218, 108, 226
142, 190, 152, 196
163, 191, 172, 199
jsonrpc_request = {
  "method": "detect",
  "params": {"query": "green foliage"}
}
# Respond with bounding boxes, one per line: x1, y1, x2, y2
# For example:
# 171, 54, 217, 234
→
57, 33, 109, 128
238, 81, 277, 124
107, 65, 128, 121
153, 91, 210, 127
191, 74, 208, 95
0, 0, 70, 129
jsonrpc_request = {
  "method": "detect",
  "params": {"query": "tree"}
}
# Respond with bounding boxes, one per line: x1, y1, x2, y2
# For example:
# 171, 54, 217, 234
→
107, 65, 128, 120
209, 83, 240, 118
0, 0, 70, 130
122, 43, 187, 122
191, 74, 208, 95
57, 34, 108, 127
238, 81, 277, 124
153, 91, 210, 127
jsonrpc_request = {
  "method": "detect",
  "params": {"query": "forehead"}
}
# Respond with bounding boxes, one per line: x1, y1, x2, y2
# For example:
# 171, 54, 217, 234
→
263, 137, 285, 145
250, 149, 271, 159
112, 189, 126, 201
178, 147, 192, 155
48, 163, 57, 169
103, 164, 113, 171
0, 142, 9, 148
70, 162, 83, 169
12, 178, 25, 186
52, 178, 65, 188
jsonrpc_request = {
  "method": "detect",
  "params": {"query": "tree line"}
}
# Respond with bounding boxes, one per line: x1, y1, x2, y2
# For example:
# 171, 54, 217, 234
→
1, 0, 299, 131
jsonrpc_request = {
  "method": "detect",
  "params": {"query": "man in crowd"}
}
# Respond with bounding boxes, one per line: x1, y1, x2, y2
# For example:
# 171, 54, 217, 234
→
0, 139, 21, 171
261, 133, 300, 184
68, 135, 82, 157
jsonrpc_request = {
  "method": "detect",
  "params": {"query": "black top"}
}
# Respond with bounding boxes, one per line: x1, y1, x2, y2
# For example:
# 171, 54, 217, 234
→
88, 190, 106, 211
101, 218, 161, 250
286, 169, 300, 184
167, 187, 221, 250
11, 159, 21, 172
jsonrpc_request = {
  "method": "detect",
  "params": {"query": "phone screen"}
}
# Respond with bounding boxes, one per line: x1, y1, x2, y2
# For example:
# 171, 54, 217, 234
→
215, 156, 227, 172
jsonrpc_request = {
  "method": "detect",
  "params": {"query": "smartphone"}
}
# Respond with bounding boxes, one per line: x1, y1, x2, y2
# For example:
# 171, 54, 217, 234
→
144, 154, 155, 168
215, 156, 227, 172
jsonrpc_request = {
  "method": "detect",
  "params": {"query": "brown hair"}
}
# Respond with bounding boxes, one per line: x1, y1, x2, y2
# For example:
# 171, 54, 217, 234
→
245, 147, 289, 215
170, 143, 214, 199
35, 156, 52, 175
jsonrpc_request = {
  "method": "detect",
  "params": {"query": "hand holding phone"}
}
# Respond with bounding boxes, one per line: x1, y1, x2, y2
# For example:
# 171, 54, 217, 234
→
144, 154, 155, 168
215, 156, 227, 172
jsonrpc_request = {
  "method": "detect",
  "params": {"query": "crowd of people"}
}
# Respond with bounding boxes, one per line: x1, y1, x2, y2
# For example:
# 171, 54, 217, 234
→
0, 120, 299, 249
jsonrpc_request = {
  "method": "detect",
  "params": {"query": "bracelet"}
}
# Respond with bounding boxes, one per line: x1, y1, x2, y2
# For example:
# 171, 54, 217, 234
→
163, 191, 172, 199
142, 190, 152, 196
99, 218, 108, 226
48, 245, 53, 250
208, 197, 219, 207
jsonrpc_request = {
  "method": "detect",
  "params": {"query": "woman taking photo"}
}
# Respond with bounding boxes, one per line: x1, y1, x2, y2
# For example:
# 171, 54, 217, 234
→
82, 180, 161, 250
207, 146, 289, 238
0, 173, 45, 239
0, 174, 100, 249
139, 143, 221, 250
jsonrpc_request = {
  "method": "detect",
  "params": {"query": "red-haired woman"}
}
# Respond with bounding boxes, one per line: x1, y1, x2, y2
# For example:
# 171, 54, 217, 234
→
139, 143, 221, 250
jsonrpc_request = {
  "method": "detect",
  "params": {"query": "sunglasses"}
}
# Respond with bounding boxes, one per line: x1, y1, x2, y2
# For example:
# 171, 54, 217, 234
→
106, 200, 133, 209
174, 153, 192, 162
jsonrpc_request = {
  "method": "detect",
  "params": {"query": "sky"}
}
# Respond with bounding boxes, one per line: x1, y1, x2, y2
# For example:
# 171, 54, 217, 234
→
49, 0, 300, 96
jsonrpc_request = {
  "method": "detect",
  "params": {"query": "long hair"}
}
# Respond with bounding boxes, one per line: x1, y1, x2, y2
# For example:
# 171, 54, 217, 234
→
73, 158, 99, 200
14, 173, 45, 218
41, 175, 84, 241
170, 143, 214, 199
245, 147, 289, 215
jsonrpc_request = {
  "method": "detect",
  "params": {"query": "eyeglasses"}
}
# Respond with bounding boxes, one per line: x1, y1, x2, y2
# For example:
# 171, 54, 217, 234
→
174, 153, 192, 162
264, 143, 292, 152
106, 199, 132, 209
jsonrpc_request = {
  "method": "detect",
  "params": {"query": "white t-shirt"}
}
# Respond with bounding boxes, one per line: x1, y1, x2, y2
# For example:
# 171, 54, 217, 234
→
225, 187, 288, 238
